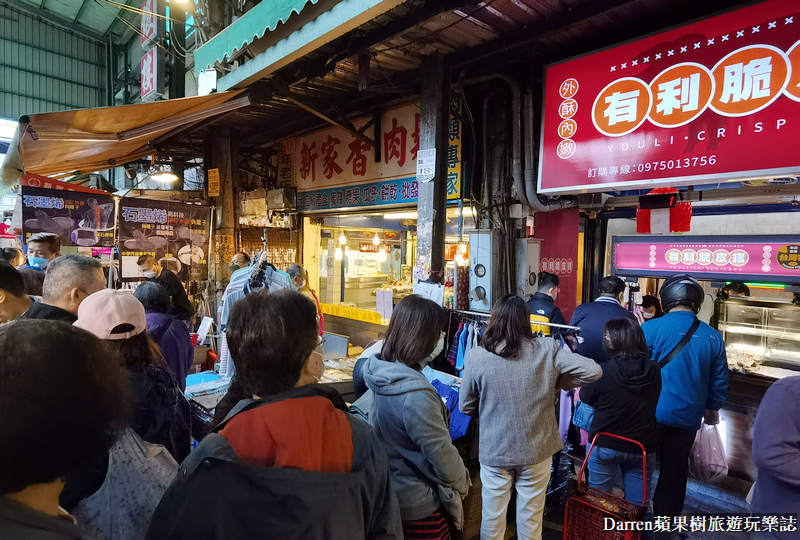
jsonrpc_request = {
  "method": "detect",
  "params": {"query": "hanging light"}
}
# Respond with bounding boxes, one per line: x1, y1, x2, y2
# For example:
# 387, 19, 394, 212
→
334, 247, 343, 260
377, 247, 388, 262
455, 253, 465, 266
338, 231, 347, 245
458, 242, 467, 254
373, 232, 380, 245
148, 170, 179, 183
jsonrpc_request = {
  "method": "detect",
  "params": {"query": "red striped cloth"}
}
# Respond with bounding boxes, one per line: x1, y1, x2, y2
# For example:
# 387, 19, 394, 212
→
401, 508, 454, 540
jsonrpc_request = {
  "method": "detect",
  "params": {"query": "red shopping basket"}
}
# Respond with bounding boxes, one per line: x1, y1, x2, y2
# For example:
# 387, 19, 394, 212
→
563, 433, 648, 540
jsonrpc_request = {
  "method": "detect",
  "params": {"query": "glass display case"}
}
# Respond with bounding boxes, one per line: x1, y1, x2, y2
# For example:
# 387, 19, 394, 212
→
716, 298, 800, 379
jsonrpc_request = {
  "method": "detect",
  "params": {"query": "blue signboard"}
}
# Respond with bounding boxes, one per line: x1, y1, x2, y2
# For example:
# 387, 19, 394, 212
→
297, 176, 419, 212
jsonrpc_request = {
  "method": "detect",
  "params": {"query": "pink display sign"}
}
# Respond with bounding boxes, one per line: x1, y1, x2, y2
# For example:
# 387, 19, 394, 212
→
612, 236, 800, 282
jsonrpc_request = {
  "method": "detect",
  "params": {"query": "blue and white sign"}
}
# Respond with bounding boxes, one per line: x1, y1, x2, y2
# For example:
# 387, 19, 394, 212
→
297, 176, 419, 211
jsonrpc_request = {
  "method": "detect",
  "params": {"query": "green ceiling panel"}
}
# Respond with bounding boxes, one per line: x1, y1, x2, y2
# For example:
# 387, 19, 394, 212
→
194, 0, 318, 73
75, 0, 120, 34
42, 0, 83, 21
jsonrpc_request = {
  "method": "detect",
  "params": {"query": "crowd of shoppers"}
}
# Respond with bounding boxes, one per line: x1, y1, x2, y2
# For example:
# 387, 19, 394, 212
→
2, 246, 797, 540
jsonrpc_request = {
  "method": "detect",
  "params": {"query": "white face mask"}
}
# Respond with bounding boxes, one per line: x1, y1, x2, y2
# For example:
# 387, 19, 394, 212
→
422, 333, 446, 367
643, 312, 655, 320
142, 270, 157, 279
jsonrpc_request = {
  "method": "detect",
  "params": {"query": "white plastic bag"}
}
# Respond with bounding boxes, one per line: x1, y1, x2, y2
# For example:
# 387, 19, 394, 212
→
689, 422, 728, 482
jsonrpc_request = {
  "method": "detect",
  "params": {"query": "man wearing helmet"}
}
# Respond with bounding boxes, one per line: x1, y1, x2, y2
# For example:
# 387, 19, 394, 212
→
642, 274, 729, 516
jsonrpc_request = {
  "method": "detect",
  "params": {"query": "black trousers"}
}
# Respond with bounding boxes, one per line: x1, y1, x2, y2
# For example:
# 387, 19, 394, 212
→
653, 423, 697, 516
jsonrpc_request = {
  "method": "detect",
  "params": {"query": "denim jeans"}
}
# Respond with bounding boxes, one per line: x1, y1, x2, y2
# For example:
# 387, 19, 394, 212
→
587, 446, 655, 507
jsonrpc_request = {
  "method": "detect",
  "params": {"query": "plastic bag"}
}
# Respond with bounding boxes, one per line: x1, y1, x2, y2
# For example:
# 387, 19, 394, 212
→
689, 422, 728, 482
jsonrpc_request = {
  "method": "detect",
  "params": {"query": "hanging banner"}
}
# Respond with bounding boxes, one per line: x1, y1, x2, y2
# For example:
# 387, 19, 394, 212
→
118, 198, 211, 282
535, 209, 580, 321
612, 235, 800, 282
539, 0, 800, 195
21, 186, 116, 248
286, 101, 463, 211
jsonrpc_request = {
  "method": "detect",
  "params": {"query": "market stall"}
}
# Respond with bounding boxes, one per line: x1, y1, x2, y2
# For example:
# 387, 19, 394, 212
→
533, 0, 800, 490
268, 98, 476, 386
610, 231, 800, 484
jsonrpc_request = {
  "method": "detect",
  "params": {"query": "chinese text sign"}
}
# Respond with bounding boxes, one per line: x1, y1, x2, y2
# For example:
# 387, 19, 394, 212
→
540, 0, 800, 194
287, 101, 463, 210
21, 187, 116, 248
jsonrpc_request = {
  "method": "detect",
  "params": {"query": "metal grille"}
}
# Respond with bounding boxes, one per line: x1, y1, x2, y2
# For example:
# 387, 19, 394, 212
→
239, 227, 299, 271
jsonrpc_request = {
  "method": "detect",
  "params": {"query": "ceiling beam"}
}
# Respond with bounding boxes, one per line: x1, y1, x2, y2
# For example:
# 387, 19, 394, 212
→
72, 0, 91, 24
281, 0, 477, 85
0, 0, 106, 42
276, 93, 377, 148
105, 0, 137, 40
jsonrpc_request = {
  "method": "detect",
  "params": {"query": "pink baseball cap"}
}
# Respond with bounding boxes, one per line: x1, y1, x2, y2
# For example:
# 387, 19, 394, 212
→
74, 289, 147, 340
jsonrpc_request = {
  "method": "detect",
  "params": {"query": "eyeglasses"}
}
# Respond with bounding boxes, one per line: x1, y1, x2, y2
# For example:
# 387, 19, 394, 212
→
319, 336, 326, 346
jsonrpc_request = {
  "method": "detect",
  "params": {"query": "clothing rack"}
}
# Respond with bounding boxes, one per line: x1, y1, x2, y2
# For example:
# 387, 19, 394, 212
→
449, 308, 581, 332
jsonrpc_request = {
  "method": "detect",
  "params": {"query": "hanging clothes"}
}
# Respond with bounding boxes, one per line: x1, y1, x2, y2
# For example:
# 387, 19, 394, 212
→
463, 324, 475, 359
447, 323, 464, 366
456, 324, 470, 371
559, 389, 573, 444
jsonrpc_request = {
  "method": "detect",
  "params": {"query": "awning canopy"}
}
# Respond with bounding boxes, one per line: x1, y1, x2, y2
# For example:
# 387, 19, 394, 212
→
193, 0, 320, 75
0, 91, 250, 193
196, 0, 405, 91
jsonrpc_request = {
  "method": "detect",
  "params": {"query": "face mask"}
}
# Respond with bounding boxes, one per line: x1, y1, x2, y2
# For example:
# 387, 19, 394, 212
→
27, 256, 50, 269
142, 270, 157, 279
643, 312, 655, 320
230, 262, 241, 273
422, 334, 446, 367
602, 338, 613, 356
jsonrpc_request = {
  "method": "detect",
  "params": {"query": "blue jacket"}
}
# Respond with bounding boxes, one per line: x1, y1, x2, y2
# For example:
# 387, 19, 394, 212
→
569, 298, 637, 364
751, 376, 800, 539
363, 354, 470, 521
146, 312, 194, 392
642, 311, 728, 430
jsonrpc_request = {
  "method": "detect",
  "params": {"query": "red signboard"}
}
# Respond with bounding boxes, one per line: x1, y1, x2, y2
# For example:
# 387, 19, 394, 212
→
612, 236, 800, 282
141, 0, 157, 47
20, 173, 107, 194
535, 209, 580, 321
141, 48, 157, 100
539, 0, 800, 194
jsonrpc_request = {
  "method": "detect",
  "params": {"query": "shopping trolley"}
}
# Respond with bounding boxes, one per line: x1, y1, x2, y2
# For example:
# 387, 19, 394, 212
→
563, 433, 648, 540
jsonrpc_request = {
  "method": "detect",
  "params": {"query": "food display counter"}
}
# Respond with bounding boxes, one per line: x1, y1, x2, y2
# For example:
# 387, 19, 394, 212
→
710, 296, 800, 484
320, 276, 388, 311
717, 297, 800, 379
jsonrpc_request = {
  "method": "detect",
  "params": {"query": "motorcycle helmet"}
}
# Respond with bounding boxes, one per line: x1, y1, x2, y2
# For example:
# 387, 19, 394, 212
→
660, 274, 704, 313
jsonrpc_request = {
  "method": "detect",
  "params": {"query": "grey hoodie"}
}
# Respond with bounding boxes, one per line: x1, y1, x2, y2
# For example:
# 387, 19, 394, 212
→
364, 354, 470, 521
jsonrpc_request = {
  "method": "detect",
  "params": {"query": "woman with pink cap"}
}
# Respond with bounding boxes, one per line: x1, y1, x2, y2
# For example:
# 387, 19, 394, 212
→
64, 289, 191, 540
